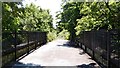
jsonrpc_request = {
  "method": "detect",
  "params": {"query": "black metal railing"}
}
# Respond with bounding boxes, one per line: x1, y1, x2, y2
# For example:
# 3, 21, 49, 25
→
76, 29, 120, 68
2, 31, 47, 67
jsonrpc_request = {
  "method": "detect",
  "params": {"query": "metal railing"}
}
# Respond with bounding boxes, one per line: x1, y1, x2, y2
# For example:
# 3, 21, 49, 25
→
2, 31, 47, 67
76, 29, 120, 68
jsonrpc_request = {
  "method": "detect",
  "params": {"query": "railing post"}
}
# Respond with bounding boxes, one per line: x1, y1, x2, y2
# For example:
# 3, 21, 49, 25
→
27, 31, 29, 54
80, 43, 82, 48
35, 32, 37, 49
80, 31, 84, 49
44, 32, 47, 44
107, 31, 110, 68
83, 31, 87, 52
14, 30, 17, 61
92, 31, 95, 60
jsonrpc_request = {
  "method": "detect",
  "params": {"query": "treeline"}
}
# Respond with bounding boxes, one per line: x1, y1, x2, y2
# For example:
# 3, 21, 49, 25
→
2, 2, 56, 42
2, 1, 120, 43
56, 1, 120, 41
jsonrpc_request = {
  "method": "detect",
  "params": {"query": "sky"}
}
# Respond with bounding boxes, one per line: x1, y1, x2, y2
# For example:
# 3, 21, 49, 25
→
22, 0, 62, 28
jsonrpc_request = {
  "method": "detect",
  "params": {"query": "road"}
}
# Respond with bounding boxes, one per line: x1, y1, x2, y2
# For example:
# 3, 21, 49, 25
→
12, 39, 100, 68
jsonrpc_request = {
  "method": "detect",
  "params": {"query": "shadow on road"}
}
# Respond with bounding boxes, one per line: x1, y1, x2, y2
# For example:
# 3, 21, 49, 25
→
7, 62, 99, 68
5, 61, 43, 68
57, 41, 86, 55
77, 63, 100, 68
57, 41, 79, 48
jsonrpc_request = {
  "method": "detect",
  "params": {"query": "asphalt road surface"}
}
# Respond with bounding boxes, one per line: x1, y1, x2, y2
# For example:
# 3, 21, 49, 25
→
12, 39, 100, 68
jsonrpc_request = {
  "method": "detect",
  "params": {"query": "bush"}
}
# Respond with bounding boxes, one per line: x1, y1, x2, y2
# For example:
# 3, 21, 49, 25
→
47, 30, 57, 42
57, 29, 70, 40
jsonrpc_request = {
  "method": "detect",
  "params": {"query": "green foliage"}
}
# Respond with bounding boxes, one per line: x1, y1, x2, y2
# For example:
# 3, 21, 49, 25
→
57, 29, 70, 40
18, 3, 53, 32
56, 2, 82, 40
2, 2, 53, 32
47, 30, 57, 42
2, 2, 22, 32
2, 2, 56, 44
3, 1, 120, 43
57, 1, 120, 37
75, 2, 120, 33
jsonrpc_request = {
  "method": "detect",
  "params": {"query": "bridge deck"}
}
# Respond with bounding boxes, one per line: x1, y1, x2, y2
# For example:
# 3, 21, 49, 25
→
12, 39, 100, 68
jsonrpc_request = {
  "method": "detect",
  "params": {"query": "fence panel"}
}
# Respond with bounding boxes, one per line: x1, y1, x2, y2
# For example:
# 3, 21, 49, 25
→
76, 29, 120, 68
109, 29, 120, 68
93, 30, 108, 67
2, 31, 47, 67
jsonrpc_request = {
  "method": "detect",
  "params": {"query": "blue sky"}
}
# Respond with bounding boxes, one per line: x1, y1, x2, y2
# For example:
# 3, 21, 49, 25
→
22, 0, 62, 28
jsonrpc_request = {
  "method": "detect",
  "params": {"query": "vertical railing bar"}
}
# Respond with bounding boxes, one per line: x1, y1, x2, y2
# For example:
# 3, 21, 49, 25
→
83, 31, 85, 51
117, 29, 120, 68
84, 31, 87, 53
119, 36, 120, 68
82, 31, 84, 49
27, 31, 29, 54
14, 30, 17, 61
107, 30, 110, 68
92, 31, 95, 60
35, 32, 37, 49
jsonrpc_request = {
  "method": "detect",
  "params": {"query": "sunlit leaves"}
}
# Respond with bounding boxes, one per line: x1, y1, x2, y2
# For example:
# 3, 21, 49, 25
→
2, 2, 21, 32
17, 3, 53, 31
4, 3, 12, 11
76, 2, 120, 32
57, 2, 120, 39
80, 3, 91, 15
2, 2, 53, 33
56, 2, 82, 40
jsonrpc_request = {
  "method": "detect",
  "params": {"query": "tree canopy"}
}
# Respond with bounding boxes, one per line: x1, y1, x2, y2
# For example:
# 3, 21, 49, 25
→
56, 1, 120, 39
2, 1, 120, 41
2, 2, 55, 42
2, 2, 53, 32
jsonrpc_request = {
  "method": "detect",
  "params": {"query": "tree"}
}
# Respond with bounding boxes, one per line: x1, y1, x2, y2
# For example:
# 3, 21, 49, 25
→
2, 2, 53, 32
75, 2, 120, 34
2, 2, 54, 48
57, 1, 120, 41
56, 2, 82, 41
18, 3, 53, 32
2, 2, 23, 32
